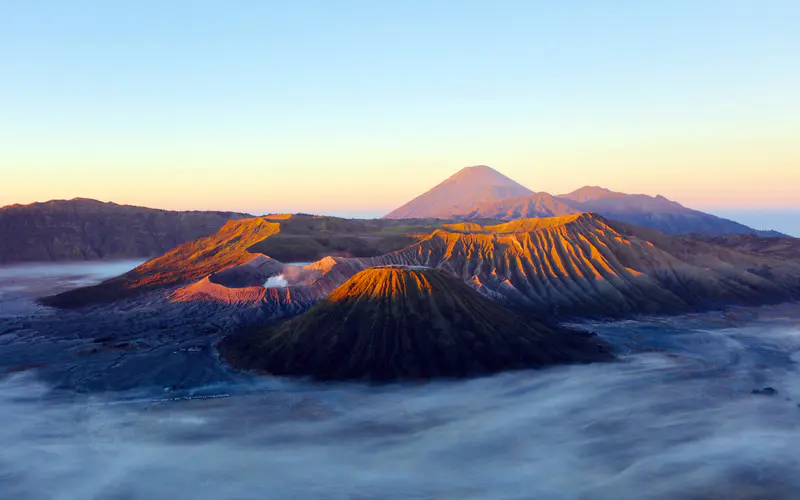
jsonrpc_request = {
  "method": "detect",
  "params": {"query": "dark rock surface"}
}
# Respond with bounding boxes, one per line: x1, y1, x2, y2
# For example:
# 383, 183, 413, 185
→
752, 387, 778, 396
691, 234, 800, 262
0, 289, 310, 392
219, 267, 612, 381
0, 198, 250, 264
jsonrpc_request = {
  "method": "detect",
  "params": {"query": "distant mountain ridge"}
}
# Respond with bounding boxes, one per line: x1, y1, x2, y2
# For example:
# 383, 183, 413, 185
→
383, 166, 780, 237
558, 186, 623, 202
0, 198, 251, 264
1, 167, 786, 265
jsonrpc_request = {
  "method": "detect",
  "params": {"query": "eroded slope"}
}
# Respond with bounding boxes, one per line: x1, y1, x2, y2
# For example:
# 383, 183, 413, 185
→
369, 213, 800, 315
46, 213, 800, 319
219, 267, 611, 380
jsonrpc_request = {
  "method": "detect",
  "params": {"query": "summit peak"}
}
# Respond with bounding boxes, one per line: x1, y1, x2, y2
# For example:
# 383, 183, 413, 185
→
383, 165, 532, 219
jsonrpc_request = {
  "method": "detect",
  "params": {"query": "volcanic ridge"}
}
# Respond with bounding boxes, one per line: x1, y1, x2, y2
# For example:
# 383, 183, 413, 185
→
45, 213, 800, 319
219, 266, 612, 380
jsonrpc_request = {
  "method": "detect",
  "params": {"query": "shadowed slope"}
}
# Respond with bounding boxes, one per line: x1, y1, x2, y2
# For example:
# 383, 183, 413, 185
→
689, 234, 800, 262
0, 198, 250, 263
219, 267, 611, 380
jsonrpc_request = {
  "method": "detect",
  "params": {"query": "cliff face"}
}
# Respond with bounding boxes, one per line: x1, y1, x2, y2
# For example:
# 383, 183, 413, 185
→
0, 198, 250, 264
219, 267, 612, 380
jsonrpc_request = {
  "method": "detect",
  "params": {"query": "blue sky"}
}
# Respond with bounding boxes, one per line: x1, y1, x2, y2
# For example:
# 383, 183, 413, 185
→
2, 1, 799, 232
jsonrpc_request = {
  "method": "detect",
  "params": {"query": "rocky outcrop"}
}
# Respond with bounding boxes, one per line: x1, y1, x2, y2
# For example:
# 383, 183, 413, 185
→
219, 267, 612, 380
0, 198, 250, 263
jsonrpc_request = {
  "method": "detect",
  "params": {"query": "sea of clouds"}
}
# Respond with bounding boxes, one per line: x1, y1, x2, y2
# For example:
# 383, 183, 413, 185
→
2, 336, 800, 499
2, 262, 800, 499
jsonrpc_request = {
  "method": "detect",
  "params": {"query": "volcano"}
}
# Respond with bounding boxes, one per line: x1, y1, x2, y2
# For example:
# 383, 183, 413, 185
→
383, 166, 776, 236
219, 266, 611, 380
383, 165, 533, 219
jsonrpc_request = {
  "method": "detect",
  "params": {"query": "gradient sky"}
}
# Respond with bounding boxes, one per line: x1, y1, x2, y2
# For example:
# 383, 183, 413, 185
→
2, 1, 799, 222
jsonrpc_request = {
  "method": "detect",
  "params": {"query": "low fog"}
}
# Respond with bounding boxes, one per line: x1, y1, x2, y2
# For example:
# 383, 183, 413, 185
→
2, 262, 800, 499
3, 328, 800, 499
0, 260, 143, 317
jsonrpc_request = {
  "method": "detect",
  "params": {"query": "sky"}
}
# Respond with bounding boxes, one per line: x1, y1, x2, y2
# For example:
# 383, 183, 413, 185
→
2, 1, 799, 227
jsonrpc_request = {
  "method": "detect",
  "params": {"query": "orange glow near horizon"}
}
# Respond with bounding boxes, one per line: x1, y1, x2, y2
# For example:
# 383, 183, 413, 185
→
4, 141, 799, 214
4, 1, 800, 218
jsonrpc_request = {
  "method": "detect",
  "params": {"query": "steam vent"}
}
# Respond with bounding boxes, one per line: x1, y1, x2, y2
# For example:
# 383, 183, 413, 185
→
220, 266, 612, 381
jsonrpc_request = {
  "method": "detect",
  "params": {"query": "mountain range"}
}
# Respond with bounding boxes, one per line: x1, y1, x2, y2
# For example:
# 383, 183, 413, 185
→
45, 213, 800, 318
38, 203, 800, 380
0, 198, 250, 263
384, 165, 781, 237
1, 165, 787, 265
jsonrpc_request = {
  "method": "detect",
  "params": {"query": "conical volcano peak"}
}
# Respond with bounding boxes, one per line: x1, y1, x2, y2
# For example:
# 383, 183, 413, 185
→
444, 165, 525, 186
383, 165, 533, 219
219, 265, 611, 380
444, 165, 515, 184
